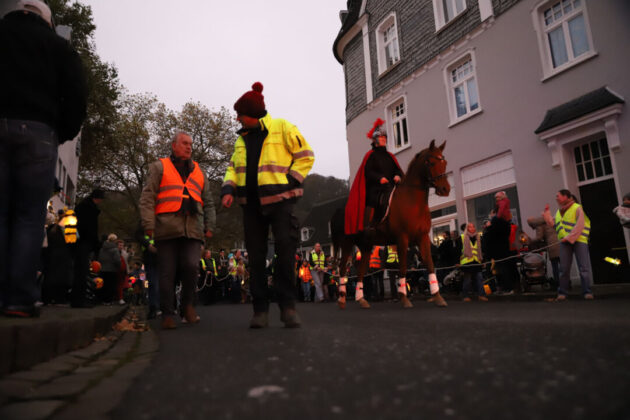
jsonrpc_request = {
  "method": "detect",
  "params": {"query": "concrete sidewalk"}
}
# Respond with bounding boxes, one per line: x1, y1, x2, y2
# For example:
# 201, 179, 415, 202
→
0, 305, 127, 376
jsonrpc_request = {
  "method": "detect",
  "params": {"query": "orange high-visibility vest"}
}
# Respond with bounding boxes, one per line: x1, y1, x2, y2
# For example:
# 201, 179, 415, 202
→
369, 246, 382, 269
299, 266, 312, 282
156, 158, 204, 214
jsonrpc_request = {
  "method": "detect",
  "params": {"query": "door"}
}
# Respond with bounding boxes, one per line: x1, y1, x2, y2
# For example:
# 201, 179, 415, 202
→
579, 179, 629, 283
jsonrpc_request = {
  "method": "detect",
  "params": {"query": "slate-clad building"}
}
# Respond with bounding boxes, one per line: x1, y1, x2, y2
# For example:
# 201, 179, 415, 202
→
333, 0, 629, 282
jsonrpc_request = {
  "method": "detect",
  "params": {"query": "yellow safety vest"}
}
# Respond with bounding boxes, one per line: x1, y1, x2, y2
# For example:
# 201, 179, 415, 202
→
554, 203, 590, 244
386, 246, 399, 263
460, 234, 482, 265
222, 113, 315, 206
311, 251, 325, 268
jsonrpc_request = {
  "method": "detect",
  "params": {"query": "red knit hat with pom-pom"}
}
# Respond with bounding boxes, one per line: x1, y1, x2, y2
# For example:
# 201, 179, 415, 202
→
234, 82, 266, 118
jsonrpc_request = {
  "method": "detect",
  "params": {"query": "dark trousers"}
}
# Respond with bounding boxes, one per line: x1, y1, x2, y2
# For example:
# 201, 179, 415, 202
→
0, 119, 58, 307
99, 271, 117, 303
156, 238, 200, 316
243, 201, 299, 313
70, 239, 92, 304
145, 260, 159, 310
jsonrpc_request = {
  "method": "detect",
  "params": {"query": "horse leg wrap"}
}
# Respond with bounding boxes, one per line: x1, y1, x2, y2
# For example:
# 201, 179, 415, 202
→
355, 282, 364, 301
429, 273, 439, 295
397, 277, 407, 296
339, 277, 348, 294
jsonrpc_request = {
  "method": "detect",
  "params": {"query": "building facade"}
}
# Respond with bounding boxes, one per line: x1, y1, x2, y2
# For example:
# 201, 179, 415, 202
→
334, 0, 629, 282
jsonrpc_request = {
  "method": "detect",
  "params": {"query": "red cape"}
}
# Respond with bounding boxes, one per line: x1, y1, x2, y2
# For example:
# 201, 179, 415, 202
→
345, 149, 402, 235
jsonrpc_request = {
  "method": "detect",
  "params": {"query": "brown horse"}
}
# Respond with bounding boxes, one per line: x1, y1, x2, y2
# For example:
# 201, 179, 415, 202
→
331, 140, 450, 309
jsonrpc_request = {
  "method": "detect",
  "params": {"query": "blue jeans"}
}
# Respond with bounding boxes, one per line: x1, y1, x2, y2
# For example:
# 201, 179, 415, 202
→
301, 282, 311, 301
462, 267, 485, 297
558, 241, 593, 296
0, 119, 58, 307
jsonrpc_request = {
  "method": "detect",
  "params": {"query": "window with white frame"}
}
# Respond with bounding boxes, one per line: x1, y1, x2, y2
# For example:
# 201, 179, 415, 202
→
388, 98, 409, 150
533, 0, 595, 79
574, 138, 612, 183
432, 0, 467, 30
376, 13, 400, 75
445, 54, 481, 123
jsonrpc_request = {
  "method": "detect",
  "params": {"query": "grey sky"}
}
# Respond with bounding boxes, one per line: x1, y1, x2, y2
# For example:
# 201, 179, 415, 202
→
81, 0, 350, 180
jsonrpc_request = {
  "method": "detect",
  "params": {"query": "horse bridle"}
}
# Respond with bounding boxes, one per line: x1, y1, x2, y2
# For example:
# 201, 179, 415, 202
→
424, 154, 447, 188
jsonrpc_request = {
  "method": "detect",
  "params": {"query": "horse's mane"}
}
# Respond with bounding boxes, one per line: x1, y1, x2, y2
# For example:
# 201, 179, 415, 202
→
405, 148, 430, 177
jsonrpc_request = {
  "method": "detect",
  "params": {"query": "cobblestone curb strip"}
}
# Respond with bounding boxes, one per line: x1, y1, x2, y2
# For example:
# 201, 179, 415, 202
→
0, 305, 127, 376
0, 307, 158, 420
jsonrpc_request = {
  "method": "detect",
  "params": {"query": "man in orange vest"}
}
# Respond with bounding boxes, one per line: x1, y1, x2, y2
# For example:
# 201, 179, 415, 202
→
140, 131, 216, 329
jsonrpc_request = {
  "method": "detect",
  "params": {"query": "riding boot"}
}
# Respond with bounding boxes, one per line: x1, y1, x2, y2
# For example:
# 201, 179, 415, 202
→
364, 206, 376, 237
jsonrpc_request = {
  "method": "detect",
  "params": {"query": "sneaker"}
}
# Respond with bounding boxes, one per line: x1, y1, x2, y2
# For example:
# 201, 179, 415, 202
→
161, 315, 177, 330
183, 305, 200, 324
3, 305, 41, 318
502, 290, 515, 296
546, 294, 567, 302
584, 293, 594, 300
280, 308, 301, 328
462, 297, 472, 302
478, 296, 489, 302
118, 299, 126, 305
249, 312, 269, 329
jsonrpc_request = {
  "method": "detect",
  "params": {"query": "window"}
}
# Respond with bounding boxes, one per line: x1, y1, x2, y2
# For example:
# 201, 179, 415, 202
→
532, 0, 596, 79
574, 138, 612, 183
376, 13, 400, 75
465, 186, 521, 229
387, 98, 409, 151
445, 53, 481, 124
432, 0, 467, 31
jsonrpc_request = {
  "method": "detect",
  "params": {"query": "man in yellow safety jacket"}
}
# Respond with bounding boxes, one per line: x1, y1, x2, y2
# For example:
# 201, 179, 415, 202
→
544, 189, 593, 301
221, 82, 314, 329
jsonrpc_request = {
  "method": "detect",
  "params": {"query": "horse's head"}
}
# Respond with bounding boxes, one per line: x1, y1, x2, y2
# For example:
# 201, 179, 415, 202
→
425, 140, 450, 196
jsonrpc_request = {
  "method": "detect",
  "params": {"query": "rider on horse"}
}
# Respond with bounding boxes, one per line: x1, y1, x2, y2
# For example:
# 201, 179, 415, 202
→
345, 118, 403, 235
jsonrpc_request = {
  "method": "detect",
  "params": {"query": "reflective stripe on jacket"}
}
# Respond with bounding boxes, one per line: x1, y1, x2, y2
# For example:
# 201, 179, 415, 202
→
460, 234, 482, 265
554, 203, 591, 244
156, 158, 204, 214
221, 113, 314, 206
386, 246, 398, 263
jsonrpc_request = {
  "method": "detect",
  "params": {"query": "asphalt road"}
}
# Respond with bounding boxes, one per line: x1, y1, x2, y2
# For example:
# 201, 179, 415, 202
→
113, 298, 630, 420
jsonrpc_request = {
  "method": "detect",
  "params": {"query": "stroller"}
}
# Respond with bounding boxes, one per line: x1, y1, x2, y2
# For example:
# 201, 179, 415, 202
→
519, 252, 556, 292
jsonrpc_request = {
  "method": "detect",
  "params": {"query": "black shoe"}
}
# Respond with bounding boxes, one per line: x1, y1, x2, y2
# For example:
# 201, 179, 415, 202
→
249, 312, 269, 329
147, 308, 157, 320
3, 305, 41, 318
70, 300, 94, 308
280, 308, 301, 328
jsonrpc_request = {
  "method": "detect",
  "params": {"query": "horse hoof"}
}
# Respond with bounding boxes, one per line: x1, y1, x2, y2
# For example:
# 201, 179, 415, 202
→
400, 295, 413, 309
358, 298, 371, 309
431, 293, 448, 307
337, 296, 346, 309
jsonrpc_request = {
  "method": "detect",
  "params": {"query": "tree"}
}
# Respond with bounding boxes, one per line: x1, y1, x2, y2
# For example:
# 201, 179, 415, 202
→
296, 174, 349, 222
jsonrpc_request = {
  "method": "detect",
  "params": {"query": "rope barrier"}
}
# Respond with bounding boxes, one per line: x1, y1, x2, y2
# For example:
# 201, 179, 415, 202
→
325, 242, 558, 281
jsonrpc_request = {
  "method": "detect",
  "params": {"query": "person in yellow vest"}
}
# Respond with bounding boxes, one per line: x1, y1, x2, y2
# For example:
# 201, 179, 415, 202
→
221, 82, 314, 328
544, 189, 594, 301
385, 245, 399, 301
309, 243, 326, 303
457, 223, 488, 302
140, 131, 216, 329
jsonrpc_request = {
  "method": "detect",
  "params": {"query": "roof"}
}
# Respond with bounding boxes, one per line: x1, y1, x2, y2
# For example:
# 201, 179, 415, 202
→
332, 0, 362, 64
535, 86, 625, 134
300, 196, 348, 247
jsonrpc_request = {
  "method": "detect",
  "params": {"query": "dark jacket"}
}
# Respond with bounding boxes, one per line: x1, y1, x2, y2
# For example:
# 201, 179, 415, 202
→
364, 146, 404, 207
0, 11, 87, 142
74, 197, 101, 252
98, 240, 121, 273
483, 218, 512, 260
